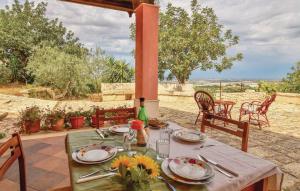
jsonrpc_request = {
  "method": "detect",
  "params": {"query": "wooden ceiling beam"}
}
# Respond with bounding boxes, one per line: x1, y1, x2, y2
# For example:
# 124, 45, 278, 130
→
131, 0, 140, 10
60, 0, 134, 12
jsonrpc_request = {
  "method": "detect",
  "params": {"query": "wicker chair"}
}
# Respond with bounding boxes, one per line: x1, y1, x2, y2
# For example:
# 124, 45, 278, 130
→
239, 94, 276, 129
194, 91, 216, 124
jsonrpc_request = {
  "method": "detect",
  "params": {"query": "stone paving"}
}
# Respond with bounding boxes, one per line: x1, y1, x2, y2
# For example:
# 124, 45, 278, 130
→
0, 93, 300, 190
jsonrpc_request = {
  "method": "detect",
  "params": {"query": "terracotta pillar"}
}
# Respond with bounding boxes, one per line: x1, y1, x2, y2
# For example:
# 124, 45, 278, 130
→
134, 3, 159, 118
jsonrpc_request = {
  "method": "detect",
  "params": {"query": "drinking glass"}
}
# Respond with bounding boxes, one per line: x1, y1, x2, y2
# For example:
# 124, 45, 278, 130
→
123, 133, 132, 151
160, 127, 172, 141
156, 139, 170, 160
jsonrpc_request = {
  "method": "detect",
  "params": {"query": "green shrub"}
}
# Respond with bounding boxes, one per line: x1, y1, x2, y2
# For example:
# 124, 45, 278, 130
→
27, 45, 90, 97
0, 64, 12, 84
257, 81, 280, 93
0, 132, 6, 139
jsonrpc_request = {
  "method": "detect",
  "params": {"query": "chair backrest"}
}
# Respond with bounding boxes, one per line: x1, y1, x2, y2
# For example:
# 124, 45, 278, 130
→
194, 91, 215, 114
201, 112, 249, 152
95, 107, 136, 127
0, 133, 26, 191
258, 94, 276, 114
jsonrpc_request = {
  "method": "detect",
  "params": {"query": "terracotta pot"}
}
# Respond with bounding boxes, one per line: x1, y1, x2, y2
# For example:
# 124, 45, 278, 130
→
51, 118, 65, 131
24, 119, 41, 133
91, 115, 104, 128
70, 116, 84, 129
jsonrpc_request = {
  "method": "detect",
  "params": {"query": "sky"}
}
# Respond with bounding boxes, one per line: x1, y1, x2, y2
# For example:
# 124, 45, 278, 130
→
1, 0, 300, 80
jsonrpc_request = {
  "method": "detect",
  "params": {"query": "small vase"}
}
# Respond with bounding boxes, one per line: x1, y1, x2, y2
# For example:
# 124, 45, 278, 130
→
127, 182, 150, 191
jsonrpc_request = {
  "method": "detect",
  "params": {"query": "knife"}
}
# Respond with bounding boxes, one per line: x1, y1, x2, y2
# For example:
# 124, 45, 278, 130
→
76, 172, 116, 184
200, 155, 239, 177
96, 129, 105, 139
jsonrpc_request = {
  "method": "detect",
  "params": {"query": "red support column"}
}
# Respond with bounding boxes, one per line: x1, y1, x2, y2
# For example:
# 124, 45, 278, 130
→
134, 3, 159, 118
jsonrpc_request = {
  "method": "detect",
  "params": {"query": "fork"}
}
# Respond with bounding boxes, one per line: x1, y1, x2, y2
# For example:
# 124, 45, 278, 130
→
158, 176, 176, 191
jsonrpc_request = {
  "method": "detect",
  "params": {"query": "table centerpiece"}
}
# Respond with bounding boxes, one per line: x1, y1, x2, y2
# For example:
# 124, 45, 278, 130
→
111, 155, 160, 191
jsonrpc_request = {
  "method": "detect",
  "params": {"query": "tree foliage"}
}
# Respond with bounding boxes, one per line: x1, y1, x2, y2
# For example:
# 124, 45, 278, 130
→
258, 62, 300, 93
130, 0, 242, 84
26, 45, 89, 97
0, 62, 12, 84
0, 0, 87, 83
102, 57, 134, 83
282, 62, 300, 93
86, 48, 107, 93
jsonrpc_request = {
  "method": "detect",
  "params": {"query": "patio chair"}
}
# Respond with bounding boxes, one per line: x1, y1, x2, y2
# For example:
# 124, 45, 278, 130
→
0, 133, 26, 191
194, 90, 216, 125
201, 112, 249, 152
239, 94, 276, 129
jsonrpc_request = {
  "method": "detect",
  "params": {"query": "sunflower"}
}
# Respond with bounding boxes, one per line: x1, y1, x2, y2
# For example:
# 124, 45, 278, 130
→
130, 155, 160, 178
111, 155, 131, 169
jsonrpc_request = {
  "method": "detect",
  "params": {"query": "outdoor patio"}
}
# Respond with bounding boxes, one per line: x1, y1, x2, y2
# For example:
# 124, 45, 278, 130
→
0, 94, 299, 190
0, 0, 299, 190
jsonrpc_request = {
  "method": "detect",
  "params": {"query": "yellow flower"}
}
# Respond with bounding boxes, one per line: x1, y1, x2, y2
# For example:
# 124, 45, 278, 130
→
130, 155, 160, 178
111, 155, 131, 169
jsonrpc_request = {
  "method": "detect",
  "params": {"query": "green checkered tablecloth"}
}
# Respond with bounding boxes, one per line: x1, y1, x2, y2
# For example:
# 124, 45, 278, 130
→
67, 130, 208, 191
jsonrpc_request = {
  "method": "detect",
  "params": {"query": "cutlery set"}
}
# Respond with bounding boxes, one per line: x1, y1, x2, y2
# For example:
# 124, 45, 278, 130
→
197, 155, 239, 178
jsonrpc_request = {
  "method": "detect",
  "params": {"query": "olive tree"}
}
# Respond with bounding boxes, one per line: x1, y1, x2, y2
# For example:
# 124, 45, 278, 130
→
130, 0, 243, 84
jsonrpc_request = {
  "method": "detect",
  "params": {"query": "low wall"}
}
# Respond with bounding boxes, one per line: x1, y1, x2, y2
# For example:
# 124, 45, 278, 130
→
97, 83, 300, 105
159, 92, 267, 104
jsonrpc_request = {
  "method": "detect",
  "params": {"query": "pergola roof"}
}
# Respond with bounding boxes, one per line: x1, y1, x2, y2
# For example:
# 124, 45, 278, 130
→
60, 0, 155, 16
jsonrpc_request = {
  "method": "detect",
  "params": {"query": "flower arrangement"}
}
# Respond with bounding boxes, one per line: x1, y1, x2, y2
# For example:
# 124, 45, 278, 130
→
111, 155, 159, 191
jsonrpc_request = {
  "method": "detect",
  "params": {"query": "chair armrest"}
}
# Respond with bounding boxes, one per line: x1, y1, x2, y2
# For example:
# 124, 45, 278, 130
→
240, 102, 251, 110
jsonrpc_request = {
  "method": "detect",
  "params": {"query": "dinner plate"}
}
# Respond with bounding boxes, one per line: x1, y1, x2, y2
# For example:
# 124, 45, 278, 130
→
161, 159, 214, 185
72, 145, 117, 164
169, 157, 214, 181
173, 130, 206, 143
77, 144, 115, 162
109, 125, 130, 134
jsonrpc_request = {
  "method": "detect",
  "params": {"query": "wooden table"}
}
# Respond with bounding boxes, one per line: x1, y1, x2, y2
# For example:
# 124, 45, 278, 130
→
214, 100, 236, 119
66, 123, 283, 191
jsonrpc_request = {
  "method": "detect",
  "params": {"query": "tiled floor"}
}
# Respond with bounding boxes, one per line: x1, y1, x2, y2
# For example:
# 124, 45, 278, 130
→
0, 136, 70, 191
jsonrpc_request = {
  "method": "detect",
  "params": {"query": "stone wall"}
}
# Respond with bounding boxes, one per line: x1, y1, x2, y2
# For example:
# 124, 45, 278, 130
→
159, 92, 267, 104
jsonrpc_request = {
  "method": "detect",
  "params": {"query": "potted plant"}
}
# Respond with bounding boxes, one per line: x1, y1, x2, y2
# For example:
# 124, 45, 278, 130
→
45, 107, 66, 131
19, 106, 42, 134
90, 106, 105, 128
67, 109, 85, 129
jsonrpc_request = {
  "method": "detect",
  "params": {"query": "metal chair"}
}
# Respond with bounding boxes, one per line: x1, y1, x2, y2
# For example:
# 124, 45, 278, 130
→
239, 94, 276, 129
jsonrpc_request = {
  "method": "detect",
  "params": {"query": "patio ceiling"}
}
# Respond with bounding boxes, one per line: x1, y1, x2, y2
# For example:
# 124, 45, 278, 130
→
60, 0, 155, 16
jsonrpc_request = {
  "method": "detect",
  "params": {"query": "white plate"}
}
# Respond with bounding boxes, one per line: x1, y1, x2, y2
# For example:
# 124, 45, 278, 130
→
77, 144, 116, 162
173, 130, 206, 143
73, 145, 117, 164
169, 157, 214, 181
77, 149, 108, 162
109, 125, 130, 134
161, 159, 214, 185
